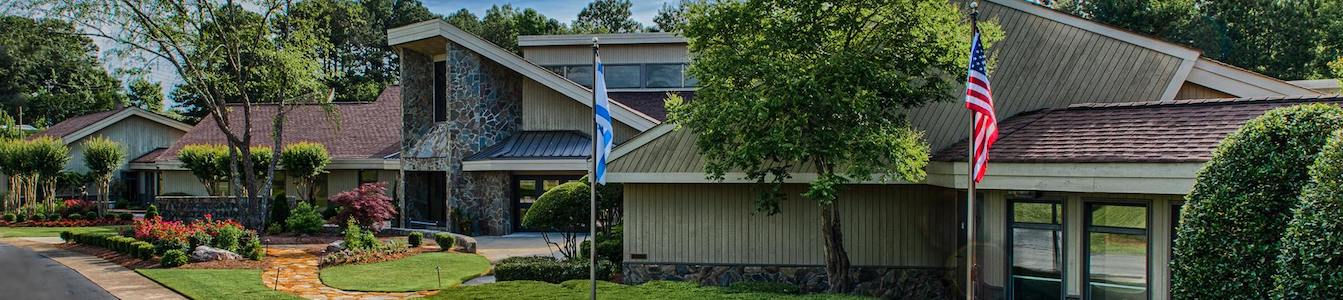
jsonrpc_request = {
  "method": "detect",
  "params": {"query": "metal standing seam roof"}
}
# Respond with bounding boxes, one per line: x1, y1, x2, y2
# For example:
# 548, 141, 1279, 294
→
465, 131, 592, 161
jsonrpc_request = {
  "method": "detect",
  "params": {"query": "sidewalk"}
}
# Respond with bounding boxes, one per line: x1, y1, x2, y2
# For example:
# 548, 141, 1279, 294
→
2, 238, 186, 300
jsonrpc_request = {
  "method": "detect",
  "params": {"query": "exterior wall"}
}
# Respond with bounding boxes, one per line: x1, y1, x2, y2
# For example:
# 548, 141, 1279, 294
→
160, 170, 207, 195
400, 40, 523, 235
67, 115, 185, 173
521, 79, 637, 144
155, 168, 397, 199
978, 190, 1182, 300
522, 44, 689, 66
1174, 82, 1234, 100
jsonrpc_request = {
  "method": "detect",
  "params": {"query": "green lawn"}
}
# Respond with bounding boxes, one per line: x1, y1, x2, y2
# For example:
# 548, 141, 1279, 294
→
319, 251, 491, 292
432, 280, 871, 300
137, 269, 300, 300
0, 226, 124, 238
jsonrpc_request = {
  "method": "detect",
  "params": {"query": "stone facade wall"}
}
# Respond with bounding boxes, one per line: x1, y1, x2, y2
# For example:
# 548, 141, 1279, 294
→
155, 196, 246, 223
399, 41, 522, 236
623, 263, 955, 299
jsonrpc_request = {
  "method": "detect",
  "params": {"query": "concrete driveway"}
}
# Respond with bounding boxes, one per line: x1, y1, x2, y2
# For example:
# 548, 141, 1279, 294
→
473, 232, 587, 262
0, 241, 115, 300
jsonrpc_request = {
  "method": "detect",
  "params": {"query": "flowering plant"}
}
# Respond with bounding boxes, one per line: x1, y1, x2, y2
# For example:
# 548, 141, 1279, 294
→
62, 199, 95, 215
133, 215, 245, 245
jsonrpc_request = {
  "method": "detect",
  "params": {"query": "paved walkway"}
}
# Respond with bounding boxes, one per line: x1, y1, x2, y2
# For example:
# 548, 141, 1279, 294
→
1, 238, 185, 300
262, 247, 439, 299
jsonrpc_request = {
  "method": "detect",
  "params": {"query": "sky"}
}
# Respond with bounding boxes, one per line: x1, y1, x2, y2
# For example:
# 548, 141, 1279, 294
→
101, 0, 674, 108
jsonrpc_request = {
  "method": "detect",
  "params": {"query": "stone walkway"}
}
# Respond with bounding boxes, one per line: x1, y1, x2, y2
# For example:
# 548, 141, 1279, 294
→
262, 247, 439, 300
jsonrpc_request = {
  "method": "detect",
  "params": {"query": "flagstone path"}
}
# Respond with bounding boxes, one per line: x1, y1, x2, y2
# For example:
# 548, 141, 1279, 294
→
262, 247, 439, 300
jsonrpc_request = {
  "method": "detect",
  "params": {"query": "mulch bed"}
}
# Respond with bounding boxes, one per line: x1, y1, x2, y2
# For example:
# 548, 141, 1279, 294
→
58, 242, 269, 270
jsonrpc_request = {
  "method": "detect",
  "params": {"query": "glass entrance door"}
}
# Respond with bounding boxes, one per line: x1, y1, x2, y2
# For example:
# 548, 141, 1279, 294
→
1085, 202, 1150, 300
1009, 197, 1066, 300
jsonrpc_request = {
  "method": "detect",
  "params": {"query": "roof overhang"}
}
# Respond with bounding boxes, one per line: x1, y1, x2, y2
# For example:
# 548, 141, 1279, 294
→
519, 33, 686, 47
387, 19, 660, 131
1185, 59, 1320, 97
63, 108, 193, 144
461, 158, 588, 172
131, 158, 400, 171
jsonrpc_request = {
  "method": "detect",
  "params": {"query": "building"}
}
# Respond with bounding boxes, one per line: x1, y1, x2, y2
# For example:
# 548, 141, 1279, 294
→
131, 87, 402, 205
22, 106, 192, 202
386, 21, 687, 234
603, 0, 1331, 299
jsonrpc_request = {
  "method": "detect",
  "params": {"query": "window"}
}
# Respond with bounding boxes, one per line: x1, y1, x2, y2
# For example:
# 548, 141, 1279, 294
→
604, 64, 642, 88
1009, 194, 1066, 300
545, 63, 697, 89
1086, 202, 1149, 300
566, 65, 594, 87
358, 170, 379, 185
513, 175, 582, 231
433, 61, 448, 122
644, 64, 683, 88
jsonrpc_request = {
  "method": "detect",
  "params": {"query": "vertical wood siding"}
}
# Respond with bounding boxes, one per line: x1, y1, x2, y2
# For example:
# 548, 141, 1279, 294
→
1174, 82, 1234, 100
912, 1, 1185, 151
624, 183, 958, 267
522, 79, 639, 144
67, 115, 186, 173
522, 44, 689, 66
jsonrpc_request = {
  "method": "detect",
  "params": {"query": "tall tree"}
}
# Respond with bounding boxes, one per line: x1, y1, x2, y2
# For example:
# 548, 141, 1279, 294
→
669, 0, 1000, 292
127, 78, 165, 112
446, 5, 567, 54
652, 0, 689, 32
574, 0, 643, 33
1062, 0, 1341, 80
444, 9, 482, 35
0, 16, 125, 125
36, 0, 332, 228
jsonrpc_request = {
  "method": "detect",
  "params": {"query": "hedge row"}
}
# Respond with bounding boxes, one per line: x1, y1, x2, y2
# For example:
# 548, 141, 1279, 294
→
64, 231, 154, 260
494, 256, 616, 283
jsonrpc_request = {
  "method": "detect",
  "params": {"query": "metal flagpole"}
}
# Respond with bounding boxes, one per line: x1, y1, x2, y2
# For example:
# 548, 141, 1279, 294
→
966, 2, 980, 300
589, 37, 600, 300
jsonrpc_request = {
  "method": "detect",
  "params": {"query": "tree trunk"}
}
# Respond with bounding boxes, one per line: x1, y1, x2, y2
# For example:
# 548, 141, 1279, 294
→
821, 201, 851, 293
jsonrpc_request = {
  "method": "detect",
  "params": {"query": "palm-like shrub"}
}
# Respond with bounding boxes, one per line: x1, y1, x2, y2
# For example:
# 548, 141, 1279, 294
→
280, 142, 330, 202
1272, 129, 1343, 298
83, 136, 126, 215
1172, 104, 1343, 299
328, 183, 397, 230
178, 144, 230, 196
28, 137, 69, 214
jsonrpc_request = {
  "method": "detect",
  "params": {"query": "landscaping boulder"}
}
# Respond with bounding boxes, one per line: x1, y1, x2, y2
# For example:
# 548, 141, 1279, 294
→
190, 246, 242, 262
325, 240, 345, 253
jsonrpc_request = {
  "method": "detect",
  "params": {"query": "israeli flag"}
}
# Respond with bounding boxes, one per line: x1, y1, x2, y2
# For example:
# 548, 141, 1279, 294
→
593, 55, 614, 184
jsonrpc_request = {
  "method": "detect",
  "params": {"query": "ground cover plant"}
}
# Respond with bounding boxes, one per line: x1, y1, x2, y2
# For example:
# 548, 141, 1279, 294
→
319, 251, 490, 291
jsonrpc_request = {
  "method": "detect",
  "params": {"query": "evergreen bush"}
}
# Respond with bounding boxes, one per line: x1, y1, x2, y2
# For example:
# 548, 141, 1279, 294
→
1172, 104, 1343, 299
434, 232, 455, 250
1272, 130, 1343, 298
407, 232, 423, 247
286, 202, 325, 235
160, 249, 188, 267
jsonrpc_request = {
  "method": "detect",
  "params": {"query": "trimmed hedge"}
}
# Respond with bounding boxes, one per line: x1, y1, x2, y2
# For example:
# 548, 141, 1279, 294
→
494, 256, 615, 283
1272, 130, 1343, 298
66, 231, 156, 260
408, 232, 423, 247
1172, 104, 1343, 299
434, 232, 455, 250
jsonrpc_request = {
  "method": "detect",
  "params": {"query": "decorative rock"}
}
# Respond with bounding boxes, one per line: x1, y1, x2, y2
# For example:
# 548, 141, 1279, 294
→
325, 241, 345, 253
190, 246, 242, 262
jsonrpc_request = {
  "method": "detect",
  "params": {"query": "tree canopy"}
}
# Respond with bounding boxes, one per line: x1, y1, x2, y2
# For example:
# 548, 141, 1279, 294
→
444, 5, 569, 54
652, 0, 690, 32
1060, 0, 1343, 80
127, 78, 165, 112
574, 0, 643, 33
0, 16, 125, 126
669, 0, 999, 292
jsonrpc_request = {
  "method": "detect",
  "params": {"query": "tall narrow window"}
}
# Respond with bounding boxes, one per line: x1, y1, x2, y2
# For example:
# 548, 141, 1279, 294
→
1086, 202, 1149, 300
433, 61, 447, 122
1010, 196, 1066, 300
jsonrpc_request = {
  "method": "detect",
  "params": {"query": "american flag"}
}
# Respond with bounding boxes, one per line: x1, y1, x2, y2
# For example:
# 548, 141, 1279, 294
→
965, 32, 998, 183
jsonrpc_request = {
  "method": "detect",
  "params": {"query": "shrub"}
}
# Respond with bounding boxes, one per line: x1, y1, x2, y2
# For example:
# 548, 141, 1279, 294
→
1173, 104, 1343, 299
328, 183, 397, 230
434, 233, 455, 250
493, 256, 615, 283
188, 231, 212, 250
85, 213, 99, 220
266, 223, 284, 235
3, 213, 13, 222
321, 204, 339, 220
31, 213, 44, 222
14, 214, 25, 222
522, 181, 589, 259
319, 241, 409, 267
212, 225, 243, 252
286, 202, 325, 235
341, 219, 378, 251
160, 249, 188, 267
133, 241, 155, 260
62, 199, 94, 216
154, 239, 188, 255
145, 204, 159, 219
118, 213, 133, 221
239, 231, 264, 260
67, 213, 81, 220
281, 142, 331, 202
60, 231, 72, 243
178, 144, 229, 196
579, 227, 623, 263
46, 214, 60, 221
1272, 130, 1343, 298
407, 232, 423, 247
269, 195, 290, 228
727, 281, 801, 294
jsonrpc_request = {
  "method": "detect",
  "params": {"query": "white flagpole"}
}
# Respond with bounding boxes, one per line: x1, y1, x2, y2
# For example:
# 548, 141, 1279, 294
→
966, 2, 980, 300
589, 37, 600, 300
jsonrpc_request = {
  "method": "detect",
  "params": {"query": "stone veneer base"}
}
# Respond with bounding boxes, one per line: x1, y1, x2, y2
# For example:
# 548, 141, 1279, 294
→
623, 262, 956, 299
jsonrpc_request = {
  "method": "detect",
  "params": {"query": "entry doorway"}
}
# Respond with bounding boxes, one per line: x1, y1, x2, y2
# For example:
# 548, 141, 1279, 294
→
512, 175, 582, 231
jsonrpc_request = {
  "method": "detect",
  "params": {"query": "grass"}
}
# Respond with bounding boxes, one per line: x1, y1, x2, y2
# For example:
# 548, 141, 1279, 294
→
430, 280, 872, 300
0, 226, 124, 238
137, 269, 300, 300
319, 251, 491, 292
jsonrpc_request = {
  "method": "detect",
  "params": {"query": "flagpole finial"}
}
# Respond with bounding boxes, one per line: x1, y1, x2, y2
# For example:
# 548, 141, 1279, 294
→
970, 0, 979, 15
592, 37, 599, 48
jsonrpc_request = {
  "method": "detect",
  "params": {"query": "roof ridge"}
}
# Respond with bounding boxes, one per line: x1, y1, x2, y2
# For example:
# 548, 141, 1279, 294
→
1065, 94, 1343, 110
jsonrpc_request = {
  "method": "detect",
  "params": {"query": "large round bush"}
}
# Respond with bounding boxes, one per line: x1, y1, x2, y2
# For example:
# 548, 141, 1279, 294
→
1272, 129, 1343, 298
521, 181, 589, 232
1172, 104, 1343, 299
